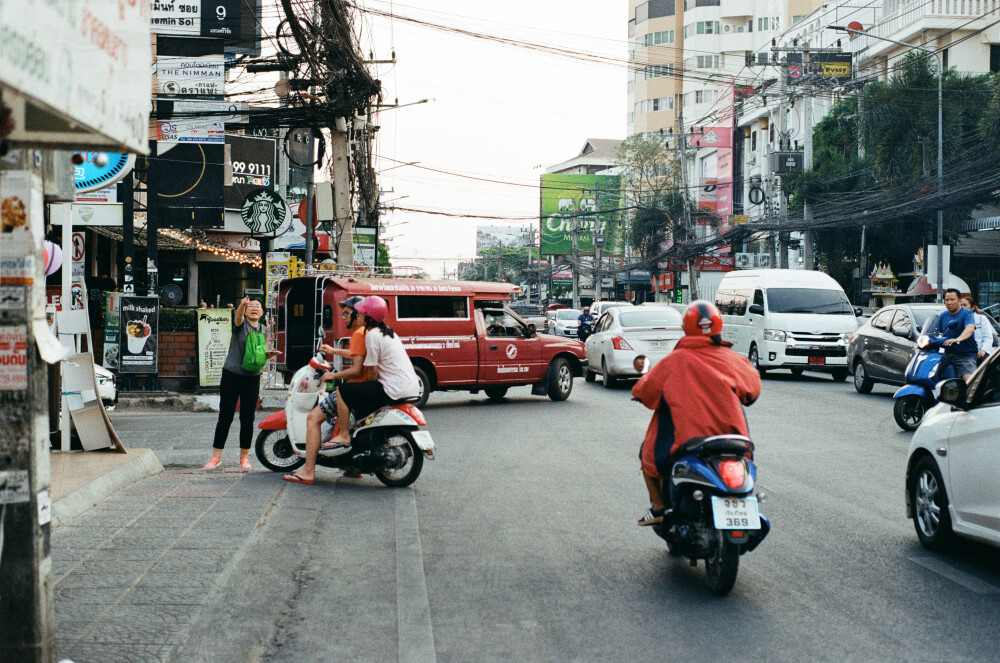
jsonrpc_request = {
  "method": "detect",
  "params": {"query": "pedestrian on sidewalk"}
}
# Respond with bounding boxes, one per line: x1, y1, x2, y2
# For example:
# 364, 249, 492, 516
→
205, 297, 274, 470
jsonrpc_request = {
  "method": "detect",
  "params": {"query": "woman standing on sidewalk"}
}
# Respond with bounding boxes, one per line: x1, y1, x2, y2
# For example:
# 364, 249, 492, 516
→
205, 297, 274, 470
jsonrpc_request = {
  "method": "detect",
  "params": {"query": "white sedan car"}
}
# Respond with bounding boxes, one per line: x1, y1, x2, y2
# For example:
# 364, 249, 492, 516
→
584, 307, 684, 388
905, 350, 1000, 551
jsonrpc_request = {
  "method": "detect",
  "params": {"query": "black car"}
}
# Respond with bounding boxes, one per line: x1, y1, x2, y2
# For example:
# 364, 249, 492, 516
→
846, 304, 946, 393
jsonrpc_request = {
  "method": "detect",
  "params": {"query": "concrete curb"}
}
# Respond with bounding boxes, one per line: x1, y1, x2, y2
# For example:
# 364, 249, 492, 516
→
52, 449, 164, 527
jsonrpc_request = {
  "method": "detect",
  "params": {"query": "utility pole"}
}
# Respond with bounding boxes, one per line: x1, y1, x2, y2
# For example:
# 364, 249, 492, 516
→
677, 108, 699, 302
0, 166, 55, 663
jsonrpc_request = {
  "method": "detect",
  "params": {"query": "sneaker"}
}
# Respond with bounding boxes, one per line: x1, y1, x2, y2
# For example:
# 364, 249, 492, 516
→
203, 457, 222, 470
239, 457, 251, 471
637, 507, 668, 527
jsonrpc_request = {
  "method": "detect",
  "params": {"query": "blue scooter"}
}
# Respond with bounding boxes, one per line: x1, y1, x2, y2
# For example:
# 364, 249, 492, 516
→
893, 316, 956, 431
651, 434, 771, 595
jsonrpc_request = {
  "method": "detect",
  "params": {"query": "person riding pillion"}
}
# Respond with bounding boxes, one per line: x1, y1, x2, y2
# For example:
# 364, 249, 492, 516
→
631, 301, 761, 526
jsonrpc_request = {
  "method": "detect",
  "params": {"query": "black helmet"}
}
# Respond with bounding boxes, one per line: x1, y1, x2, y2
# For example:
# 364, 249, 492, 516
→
341, 295, 365, 310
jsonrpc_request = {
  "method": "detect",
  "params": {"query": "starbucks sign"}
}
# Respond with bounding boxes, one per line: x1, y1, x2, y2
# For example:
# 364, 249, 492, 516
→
240, 188, 287, 234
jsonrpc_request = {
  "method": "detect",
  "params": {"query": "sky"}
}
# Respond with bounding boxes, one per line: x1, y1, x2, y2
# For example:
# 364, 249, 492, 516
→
357, 0, 628, 277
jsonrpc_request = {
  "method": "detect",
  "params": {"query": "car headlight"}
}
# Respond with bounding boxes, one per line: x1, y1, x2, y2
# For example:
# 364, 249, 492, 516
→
763, 329, 786, 342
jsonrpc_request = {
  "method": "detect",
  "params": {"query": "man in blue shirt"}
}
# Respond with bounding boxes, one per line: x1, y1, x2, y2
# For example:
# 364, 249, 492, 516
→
939, 288, 978, 380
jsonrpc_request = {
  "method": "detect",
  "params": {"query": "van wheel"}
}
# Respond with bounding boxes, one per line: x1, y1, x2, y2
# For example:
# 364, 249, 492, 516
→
412, 366, 431, 408
748, 345, 766, 377
547, 358, 573, 401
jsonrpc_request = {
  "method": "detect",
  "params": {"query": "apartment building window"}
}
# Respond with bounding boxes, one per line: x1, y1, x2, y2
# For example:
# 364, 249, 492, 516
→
644, 64, 675, 79
644, 30, 676, 46
991, 45, 1000, 72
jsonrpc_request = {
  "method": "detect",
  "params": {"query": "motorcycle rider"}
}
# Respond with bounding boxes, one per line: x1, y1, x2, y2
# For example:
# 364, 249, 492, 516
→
321, 296, 420, 450
284, 296, 372, 485
632, 300, 761, 526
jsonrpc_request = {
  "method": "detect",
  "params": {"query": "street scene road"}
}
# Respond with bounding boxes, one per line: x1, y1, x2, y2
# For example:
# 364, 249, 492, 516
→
52, 375, 1000, 662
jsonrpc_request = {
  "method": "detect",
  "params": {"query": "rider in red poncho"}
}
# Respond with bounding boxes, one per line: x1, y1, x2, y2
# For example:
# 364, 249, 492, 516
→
632, 300, 761, 526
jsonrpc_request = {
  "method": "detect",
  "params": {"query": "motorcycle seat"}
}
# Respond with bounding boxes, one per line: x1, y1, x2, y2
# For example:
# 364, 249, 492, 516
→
675, 434, 753, 458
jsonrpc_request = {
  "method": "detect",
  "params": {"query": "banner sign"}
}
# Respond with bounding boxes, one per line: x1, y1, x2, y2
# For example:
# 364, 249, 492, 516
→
539, 174, 623, 256
265, 252, 291, 308
224, 135, 277, 209
118, 296, 159, 374
0, 1, 150, 152
197, 309, 232, 387
156, 36, 226, 99
152, 1, 202, 35
102, 293, 122, 369
49, 204, 124, 227
786, 52, 853, 84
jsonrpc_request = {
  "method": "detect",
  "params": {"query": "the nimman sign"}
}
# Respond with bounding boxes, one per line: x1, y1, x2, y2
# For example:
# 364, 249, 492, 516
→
539, 174, 624, 255
0, 0, 151, 152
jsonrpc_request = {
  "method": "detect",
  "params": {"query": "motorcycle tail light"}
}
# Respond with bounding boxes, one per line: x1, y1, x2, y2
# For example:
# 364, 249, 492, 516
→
612, 336, 634, 350
718, 459, 746, 489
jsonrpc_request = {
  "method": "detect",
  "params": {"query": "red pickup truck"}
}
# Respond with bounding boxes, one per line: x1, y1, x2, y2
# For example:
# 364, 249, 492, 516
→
275, 276, 588, 406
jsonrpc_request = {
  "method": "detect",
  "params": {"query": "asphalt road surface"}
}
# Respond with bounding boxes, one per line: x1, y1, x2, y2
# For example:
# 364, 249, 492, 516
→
55, 371, 1000, 662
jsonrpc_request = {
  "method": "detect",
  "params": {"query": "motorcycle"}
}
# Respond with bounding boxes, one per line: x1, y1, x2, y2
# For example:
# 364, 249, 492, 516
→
650, 434, 770, 595
255, 355, 435, 487
892, 317, 957, 431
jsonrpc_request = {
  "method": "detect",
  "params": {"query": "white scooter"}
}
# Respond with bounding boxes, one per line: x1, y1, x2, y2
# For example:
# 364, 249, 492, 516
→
255, 355, 434, 486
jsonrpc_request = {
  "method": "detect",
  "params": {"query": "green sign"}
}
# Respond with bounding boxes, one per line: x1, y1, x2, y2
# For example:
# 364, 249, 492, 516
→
540, 174, 623, 255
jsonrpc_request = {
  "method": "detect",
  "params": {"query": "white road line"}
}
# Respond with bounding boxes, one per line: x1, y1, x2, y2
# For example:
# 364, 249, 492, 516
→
909, 555, 1000, 595
396, 489, 437, 663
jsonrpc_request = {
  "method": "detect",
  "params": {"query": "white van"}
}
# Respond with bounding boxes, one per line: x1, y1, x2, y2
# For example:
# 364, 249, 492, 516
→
714, 269, 859, 380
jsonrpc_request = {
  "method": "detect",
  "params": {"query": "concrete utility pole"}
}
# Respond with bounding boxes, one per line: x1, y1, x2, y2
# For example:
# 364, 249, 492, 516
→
677, 108, 699, 302
0, 166, 55, 662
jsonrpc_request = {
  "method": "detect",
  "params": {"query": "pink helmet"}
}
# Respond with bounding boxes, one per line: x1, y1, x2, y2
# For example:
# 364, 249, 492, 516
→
355, 295, 388, 323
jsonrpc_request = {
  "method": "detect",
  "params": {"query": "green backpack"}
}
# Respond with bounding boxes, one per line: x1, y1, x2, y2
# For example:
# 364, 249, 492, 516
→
242, 330, 268, 372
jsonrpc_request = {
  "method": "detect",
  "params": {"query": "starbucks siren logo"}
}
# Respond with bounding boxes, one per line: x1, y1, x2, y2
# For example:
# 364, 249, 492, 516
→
241, 189, 287, 233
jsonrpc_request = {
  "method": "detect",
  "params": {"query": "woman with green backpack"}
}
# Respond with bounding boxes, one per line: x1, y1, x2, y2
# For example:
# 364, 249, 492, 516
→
205, 297, 273, 470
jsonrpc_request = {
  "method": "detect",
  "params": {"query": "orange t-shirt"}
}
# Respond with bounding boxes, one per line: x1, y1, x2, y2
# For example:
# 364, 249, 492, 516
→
347, 328, 369, 382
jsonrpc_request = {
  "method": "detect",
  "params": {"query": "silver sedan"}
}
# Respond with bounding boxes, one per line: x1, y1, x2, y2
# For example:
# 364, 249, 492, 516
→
584, 307, 684, 388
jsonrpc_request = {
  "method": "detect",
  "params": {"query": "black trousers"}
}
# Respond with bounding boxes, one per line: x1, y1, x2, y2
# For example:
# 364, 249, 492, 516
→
213, 369, 261, 450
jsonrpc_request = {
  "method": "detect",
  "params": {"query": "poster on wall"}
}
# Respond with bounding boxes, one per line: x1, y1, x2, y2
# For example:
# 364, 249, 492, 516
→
197, 309, 232, 388
118, 296, 159, 373
102, 293, 122, 369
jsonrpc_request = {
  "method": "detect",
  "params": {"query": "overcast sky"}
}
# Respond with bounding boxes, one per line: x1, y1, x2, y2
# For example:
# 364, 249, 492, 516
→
359, 0, 627, 277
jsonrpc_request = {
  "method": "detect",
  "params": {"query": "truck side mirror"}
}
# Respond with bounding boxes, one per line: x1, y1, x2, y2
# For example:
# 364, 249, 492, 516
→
936, 378, 967, 408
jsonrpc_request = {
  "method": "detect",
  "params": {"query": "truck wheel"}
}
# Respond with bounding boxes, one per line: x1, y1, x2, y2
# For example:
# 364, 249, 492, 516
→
547, 358, 573, 401
484, 386, 508, 402
412, 366, 431, 408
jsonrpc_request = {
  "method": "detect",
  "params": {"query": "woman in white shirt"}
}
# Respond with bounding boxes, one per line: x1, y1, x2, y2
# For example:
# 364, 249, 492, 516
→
962, 296, 998, 362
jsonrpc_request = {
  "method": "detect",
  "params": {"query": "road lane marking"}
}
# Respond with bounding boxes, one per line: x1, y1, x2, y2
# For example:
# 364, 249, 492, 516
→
396, 488, 437, 663
909, 555, 1000, 595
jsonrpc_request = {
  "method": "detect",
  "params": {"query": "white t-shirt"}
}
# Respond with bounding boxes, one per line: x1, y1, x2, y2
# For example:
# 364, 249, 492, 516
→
363, 328, 420, 399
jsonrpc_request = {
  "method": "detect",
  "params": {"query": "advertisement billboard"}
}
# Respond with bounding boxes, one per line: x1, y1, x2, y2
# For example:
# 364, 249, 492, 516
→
539, 174, 623, 256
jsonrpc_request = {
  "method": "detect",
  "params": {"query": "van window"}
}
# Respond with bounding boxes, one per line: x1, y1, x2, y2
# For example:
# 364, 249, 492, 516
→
397, 295, 469, 319
766, 288, 854, 315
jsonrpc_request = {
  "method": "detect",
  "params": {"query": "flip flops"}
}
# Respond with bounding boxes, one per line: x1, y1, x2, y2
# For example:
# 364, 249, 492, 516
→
283, 472, 315, 485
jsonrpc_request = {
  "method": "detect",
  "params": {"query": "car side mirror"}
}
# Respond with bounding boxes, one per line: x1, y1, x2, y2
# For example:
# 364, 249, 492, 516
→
936, 378, 967, 407
748, 304, 764, 316
892, 326, 911, 339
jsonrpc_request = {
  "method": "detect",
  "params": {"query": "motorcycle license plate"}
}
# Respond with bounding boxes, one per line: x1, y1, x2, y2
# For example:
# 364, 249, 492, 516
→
711, 496, 761, 530
808, 356, 826, 365
411, 430, 435, 451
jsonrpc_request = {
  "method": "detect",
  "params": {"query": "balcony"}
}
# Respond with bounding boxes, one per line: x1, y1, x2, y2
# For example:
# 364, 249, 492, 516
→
853, 0, 1000, 61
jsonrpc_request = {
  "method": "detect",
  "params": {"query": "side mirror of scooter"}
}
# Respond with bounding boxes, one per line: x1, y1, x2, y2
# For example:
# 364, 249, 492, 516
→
936, 378, 967, 408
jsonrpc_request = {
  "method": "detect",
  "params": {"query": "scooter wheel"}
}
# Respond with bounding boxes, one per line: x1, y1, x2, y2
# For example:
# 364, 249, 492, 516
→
893, 395, 926, 431
255, 429, 305, 472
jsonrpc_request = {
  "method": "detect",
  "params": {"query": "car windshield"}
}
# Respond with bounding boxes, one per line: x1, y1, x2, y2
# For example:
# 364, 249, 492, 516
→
557, 310, 581, 320
766, 288, 854, 314
618, 309, 683, 328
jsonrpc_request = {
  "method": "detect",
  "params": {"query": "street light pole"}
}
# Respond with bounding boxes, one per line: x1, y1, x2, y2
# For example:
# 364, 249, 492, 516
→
831, 25, 944, 302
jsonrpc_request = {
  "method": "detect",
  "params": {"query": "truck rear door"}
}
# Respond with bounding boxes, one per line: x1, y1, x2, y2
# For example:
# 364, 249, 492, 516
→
475, 306, 544, 383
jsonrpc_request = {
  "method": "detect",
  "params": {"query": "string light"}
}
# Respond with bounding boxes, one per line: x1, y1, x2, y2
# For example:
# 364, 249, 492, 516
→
158, 228, 263, 269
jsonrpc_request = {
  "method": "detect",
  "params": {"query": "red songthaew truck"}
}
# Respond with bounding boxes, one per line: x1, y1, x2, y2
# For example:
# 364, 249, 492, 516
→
275, 276, 588, 406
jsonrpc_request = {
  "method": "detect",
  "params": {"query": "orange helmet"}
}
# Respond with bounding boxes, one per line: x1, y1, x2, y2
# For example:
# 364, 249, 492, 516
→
682, 300, 723, 337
